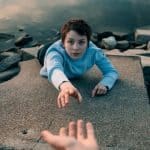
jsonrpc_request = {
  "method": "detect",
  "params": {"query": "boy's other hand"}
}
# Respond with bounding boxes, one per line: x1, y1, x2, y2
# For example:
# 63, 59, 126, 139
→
92, 83, 108, 97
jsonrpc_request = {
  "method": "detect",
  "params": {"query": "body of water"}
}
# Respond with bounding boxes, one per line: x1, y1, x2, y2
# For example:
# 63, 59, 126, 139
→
0, 0, 150, 43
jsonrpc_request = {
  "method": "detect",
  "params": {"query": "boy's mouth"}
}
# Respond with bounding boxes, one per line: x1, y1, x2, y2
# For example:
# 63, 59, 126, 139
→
72, 53, 81, 57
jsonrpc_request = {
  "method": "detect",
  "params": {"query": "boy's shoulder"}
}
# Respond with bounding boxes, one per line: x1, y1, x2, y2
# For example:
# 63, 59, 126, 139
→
88, 41, 103, 52
46, 40, 65, 55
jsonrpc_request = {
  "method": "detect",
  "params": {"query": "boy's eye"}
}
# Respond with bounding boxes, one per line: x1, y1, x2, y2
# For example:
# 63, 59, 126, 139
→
79, 41, 85, 45
67, 40, 74, 44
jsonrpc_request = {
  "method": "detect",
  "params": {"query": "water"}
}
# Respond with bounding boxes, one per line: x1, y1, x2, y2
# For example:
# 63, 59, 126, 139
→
0, 0, 150, 43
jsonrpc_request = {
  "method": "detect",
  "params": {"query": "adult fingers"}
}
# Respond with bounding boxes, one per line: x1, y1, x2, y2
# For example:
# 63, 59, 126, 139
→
59, 127, 67, 136
68, 121, 76, 137
41, 130, 74, 148
41, 130, 62, 147
86, 122, 96, 140
77, 120, 85, 140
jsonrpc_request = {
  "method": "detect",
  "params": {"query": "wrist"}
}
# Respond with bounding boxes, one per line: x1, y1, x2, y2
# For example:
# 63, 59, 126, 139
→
59, 81, 70, 90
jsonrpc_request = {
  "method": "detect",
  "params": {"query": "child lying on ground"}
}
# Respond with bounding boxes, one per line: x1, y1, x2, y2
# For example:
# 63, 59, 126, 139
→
39, 19, 119, 108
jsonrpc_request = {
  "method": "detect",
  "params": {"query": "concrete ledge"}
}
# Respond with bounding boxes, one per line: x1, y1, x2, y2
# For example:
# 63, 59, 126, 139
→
0, 57, 150, 150
104, 49, 150, 67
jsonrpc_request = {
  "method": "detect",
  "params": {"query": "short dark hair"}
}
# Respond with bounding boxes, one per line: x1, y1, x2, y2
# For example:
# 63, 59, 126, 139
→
61, 19, 92, 44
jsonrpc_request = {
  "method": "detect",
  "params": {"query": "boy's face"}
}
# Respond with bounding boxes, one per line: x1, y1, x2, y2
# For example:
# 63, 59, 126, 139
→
63, 30, 88, 59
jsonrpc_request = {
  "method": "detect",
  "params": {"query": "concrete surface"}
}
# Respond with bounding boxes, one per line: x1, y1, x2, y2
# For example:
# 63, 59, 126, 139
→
0, 56, 150, 150
104, 49, 150, 67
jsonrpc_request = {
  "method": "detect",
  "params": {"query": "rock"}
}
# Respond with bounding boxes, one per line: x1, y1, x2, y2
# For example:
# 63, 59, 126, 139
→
135, 29, 150, 44
101, 36, 117, 50
134, 43, 147, 49
0, 47, 18, 54
116, 40, 130, 51
0, 53, 21, 72
97, 31, 114, 41
21, 46, 41, 58
0, 33, 15, 41
18, 28, 24, 32
0, 51, 19, 60
30, 41, 41, 47
15, 34, 33, 47
143, 66, 150, 76
21, 50, 36, 61
0, 65, 20, 83
147, 41, 150, 50
91, 32, 98, 43
121, 32, 134, 41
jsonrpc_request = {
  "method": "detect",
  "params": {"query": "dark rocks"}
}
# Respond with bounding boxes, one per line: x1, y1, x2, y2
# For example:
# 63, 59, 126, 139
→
116, 40, 130, 51
0, 47, 18, 54
147, 41, 150, 50
0, 65, 20, 83
135, 29, 150, 44
15, 34, 33, 47
0, 53, 21, 72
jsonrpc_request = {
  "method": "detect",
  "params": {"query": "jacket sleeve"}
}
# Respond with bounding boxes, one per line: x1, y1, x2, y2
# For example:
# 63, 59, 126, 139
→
45, 51, 69, 90
95, 49, 119, 90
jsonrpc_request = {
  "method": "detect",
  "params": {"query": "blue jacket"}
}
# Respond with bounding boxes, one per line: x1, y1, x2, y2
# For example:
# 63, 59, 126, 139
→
40, 40, 119, 90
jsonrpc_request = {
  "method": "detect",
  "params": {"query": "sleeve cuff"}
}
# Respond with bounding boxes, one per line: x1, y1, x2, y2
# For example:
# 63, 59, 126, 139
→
50, 69, 69, 90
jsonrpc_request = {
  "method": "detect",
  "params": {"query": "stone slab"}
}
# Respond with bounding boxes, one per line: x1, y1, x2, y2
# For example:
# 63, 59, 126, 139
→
104, 49, 150, 67
0, 56, 150, 150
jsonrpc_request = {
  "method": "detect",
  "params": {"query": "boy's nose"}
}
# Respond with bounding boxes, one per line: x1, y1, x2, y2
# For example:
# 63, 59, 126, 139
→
73, 43, 80, 50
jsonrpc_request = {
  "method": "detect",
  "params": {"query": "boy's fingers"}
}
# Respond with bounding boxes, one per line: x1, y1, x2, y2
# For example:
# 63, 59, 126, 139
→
61, 96, 65, 107
77, 92, 82, 103
92, 87, 97, 97
57, 96, 61, 108
64, 93, 69, 105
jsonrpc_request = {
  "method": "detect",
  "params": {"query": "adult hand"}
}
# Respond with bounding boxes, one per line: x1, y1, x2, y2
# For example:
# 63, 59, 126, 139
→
41, 120, 99, 150
92, 83, 108, 97
57, 82, 82, 108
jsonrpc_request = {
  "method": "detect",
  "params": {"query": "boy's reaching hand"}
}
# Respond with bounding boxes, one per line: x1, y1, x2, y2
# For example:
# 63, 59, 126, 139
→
57, 81, 82, 108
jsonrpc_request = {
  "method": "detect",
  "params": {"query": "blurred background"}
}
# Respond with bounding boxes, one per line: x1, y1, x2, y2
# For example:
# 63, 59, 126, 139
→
0, 0, 150, 40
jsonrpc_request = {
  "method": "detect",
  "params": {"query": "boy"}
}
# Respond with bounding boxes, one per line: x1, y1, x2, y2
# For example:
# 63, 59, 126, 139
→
40, 19, 119, 108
